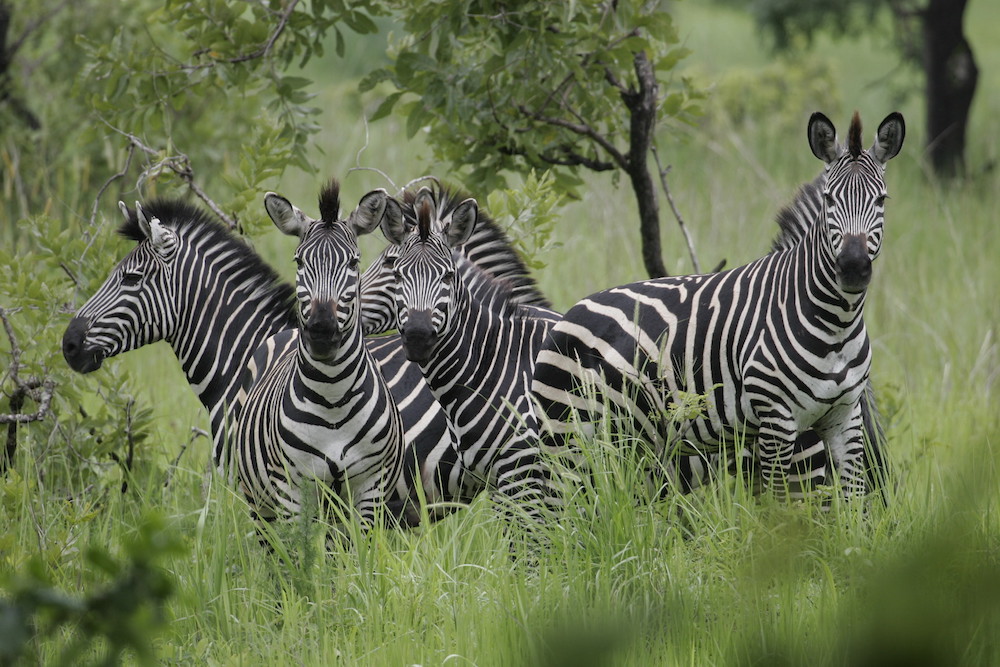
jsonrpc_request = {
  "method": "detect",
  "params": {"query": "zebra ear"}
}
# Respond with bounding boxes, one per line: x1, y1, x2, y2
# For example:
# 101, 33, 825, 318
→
135, 202, 174, 253
443, 198, 478, 247
871, 112, 905, 164
265, 192, 312, 238
381, 203, 411, 246
808, 112, 840, 164
350, 189, 393, 237
118, 200, 131, 223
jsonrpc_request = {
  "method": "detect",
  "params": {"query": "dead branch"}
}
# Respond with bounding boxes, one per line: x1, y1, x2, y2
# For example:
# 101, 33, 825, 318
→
650, 145, 701, 274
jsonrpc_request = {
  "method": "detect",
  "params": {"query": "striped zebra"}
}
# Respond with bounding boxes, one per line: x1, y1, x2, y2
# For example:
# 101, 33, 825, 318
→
531, 111, 904, 499
380, 186, 561, 519
360, 194, 551, 336
227, 183, 404, 527
60, 197, 448, 524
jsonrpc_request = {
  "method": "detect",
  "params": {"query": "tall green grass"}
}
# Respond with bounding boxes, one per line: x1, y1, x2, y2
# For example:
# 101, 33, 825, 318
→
4, 1, 999, 664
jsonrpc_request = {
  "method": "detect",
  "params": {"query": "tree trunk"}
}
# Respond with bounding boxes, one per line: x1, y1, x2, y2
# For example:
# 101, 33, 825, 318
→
625, 51, 668, 279
922, 0, 977, 177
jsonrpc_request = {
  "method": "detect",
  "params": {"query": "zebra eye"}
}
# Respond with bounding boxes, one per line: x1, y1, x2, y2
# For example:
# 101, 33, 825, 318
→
293, 255, 303, 268
121, 271, 142, 287
875, 194, 888, 206
441, 271, 454, 285
348, 256, 360, 270
823, 192, 835, 207
382, 256, 397, 269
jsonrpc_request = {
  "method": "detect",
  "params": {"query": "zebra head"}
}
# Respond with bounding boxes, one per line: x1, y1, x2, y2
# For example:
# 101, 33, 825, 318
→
808, 111, 905, 294
359, 242, 403, 337
381, 187, 478, 365
265, 180, 401, 362
63, 201, 180, 373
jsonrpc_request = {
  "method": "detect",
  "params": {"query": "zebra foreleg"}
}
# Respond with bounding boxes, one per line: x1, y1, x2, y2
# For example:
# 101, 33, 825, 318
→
753, 411, 799, 499
814, 403, 869, 498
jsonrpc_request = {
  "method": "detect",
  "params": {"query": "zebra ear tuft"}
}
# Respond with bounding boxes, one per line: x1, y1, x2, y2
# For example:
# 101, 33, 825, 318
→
444, 198, 478, 247
807, 112, 840, 164
146, 215, 175, 253
350, 189, 391, 236
872, 112, 905, 164
265, 192, 312, 238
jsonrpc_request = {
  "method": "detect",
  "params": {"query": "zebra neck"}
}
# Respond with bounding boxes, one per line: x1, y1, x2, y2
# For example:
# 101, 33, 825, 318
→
293, 324, 374, 410
169, 242, 296, 425
789, 224, 868, 344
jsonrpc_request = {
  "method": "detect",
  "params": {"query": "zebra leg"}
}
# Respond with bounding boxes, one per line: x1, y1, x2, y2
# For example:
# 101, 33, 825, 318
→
814, 403, 868, 498
754, 410, 798, 498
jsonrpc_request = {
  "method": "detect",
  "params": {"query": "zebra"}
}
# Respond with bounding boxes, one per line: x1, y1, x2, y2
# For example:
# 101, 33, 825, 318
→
359, 193, 551, 336
531, 111, 904, 499
226, 182, 404, 528
380, 186, 561, 520
59, 197, 458, 525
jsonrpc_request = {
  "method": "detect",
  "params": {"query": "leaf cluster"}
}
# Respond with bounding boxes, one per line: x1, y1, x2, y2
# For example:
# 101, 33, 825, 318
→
363, 0, 701, 194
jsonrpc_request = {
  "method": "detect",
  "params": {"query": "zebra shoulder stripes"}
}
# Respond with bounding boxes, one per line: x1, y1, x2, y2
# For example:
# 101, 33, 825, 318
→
231, 181, 404, 527
381, 187, 561, 518
531, 111, 904, 498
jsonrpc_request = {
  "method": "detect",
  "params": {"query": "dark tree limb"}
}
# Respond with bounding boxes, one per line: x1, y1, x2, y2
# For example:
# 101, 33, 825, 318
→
0, 307, 56, 474
621, 50, 668, 278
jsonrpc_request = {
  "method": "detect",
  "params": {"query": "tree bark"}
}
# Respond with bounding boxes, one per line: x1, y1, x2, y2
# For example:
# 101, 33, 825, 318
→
624, 51, 668, 278
922, 0, 977, 177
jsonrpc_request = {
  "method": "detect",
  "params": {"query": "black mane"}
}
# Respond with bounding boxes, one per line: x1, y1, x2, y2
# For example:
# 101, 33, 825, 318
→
116, 197, 295, 309
770, 172, 825, 253
318, 179, 341, 223
402, 183, 551, 308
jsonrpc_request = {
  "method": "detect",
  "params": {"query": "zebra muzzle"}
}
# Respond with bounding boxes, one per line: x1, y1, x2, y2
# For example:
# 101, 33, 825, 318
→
400, 310, 436, 365
835, 234, 872, 293
62, 317, 106, 373
302, 302, 342, 361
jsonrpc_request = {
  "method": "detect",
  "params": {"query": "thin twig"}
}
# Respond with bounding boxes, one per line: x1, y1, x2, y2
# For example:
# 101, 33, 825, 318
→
163, 427, 208, 490
650, 145, 701, 274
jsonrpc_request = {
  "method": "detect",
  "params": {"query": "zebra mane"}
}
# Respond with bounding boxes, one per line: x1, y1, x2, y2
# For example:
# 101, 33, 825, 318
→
318, 178, 341, 223
402, 183, 551, 308
770, 171, 825, 253
116, 198, 296, 309
416, 198, 433, 242
455, 253, 529, 320
848, 111, 863, 159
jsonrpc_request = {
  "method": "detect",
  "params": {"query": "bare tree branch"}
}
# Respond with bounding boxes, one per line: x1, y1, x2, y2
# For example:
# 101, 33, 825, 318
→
651, 145, 701, 274
1, 307, 56, 472
515, 103, 628, 169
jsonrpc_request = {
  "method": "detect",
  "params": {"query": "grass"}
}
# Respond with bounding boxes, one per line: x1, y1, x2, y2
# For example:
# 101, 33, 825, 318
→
4, 1, 1000, 665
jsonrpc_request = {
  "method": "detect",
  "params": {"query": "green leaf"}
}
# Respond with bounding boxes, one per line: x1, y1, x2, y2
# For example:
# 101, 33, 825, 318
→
370, 92, 403, 122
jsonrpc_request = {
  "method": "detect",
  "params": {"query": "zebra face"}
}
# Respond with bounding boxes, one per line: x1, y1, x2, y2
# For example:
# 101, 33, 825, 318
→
383, 190, 479, 365
63, 203, 179, 373
359, 243, 403, 336
293, 222, 362, 361
808, 111, 905, 294
265, 182, 401, 362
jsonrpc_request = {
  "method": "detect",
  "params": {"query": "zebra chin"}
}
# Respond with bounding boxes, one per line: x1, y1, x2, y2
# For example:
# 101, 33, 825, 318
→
301, 329, 343, 362
62, 317, 107, 374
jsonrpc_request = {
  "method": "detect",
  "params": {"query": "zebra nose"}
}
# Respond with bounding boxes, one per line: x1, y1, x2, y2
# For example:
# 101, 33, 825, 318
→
302, 301, 341, 360
400, 310, 435, 364
836, 234, 872, 293
62, 316, 104, 373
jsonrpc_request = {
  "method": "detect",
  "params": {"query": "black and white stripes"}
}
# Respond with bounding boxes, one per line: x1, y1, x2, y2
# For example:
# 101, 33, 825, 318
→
231, 183, 405, 526
532, 112, 904, 498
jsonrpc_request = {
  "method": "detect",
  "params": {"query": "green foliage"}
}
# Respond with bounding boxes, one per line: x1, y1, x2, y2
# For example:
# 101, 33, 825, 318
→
701, 55, 840, 131
365, 0, 701, 195
485, 170, 565, 271
0, 512, 183, 666
713, 0, 884, 52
